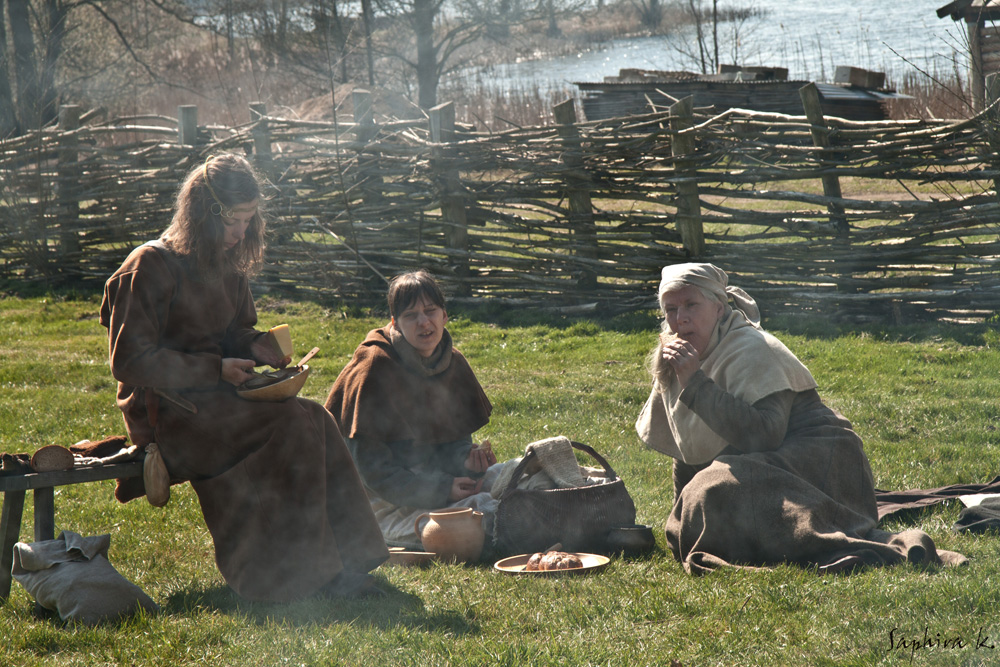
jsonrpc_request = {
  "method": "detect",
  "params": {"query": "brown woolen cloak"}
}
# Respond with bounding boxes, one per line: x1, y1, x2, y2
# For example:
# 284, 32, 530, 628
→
101, 242, 387, 602
325, 327, 492, 445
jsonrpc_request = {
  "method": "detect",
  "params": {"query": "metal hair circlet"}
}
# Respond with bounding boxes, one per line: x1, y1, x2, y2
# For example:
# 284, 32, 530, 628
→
202, 156, 235, 218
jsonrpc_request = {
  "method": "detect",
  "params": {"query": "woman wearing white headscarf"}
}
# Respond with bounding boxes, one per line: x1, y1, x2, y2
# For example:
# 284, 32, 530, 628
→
636, 263, 965, 574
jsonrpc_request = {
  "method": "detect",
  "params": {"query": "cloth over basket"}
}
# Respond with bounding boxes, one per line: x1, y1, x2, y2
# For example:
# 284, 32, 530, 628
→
493, 441, 637, 555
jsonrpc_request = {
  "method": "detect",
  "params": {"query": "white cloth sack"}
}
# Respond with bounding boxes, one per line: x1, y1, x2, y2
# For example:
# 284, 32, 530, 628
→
490, 435, 603, 498
12, 530, 158, 625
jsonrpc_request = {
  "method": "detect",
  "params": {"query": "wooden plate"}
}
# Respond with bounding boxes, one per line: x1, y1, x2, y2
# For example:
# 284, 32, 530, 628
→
387, 547, 436, 566
493, 552, 609, 575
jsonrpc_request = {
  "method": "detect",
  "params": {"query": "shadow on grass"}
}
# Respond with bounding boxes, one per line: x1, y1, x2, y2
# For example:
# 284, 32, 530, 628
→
160, 578, 480, 634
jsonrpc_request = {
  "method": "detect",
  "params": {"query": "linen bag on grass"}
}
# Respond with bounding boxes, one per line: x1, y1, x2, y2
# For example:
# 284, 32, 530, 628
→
12, 530, 158, 625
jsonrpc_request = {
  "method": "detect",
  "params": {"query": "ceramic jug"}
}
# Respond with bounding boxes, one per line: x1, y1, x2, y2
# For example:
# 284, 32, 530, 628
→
414, 507, 485, 563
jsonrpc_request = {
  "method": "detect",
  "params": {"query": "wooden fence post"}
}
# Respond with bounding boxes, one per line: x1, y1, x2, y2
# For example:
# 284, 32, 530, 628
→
250, 101, 288, 245
799, 83, 849, 236
553, 99, 598, 291
669, 96, 706, 257
351, 89, 382, 207
178, 105, 198, 147
429, 101, 470, 294
971, 19, 986, 112
56, 105, 81, 278
249, 102, 276, 183
984, 73, 1000, 198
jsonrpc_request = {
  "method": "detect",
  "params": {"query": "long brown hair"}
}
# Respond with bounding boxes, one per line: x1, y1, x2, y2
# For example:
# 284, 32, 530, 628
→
160, 153, 267, 277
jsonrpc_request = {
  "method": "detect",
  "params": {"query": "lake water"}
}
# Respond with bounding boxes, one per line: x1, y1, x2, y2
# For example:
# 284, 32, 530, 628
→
452, 0, 969, 93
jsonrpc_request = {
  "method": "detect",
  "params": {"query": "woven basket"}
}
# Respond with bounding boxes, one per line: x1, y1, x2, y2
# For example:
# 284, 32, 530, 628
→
494, 441, 637, 556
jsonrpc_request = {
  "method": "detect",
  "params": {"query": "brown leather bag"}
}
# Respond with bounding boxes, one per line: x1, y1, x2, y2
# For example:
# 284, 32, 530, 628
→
143, 443, 170, 507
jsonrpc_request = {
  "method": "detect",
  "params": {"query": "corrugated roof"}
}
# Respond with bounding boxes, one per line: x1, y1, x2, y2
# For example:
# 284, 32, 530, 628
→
815, 83, 911, 101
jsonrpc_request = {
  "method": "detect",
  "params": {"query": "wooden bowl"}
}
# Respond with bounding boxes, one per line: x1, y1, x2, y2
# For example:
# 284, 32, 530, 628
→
494, 552, 609, 575
236, 365, 310, 402
387, 547, 436, 567
606, 524, 656, 556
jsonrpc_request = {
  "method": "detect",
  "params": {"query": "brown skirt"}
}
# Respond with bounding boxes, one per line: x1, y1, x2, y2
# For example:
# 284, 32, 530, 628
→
153, 389, 388, 602
666, 408, 959, 574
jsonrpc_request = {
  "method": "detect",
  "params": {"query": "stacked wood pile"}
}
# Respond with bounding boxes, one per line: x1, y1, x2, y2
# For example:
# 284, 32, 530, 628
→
2, 91, 1000, 323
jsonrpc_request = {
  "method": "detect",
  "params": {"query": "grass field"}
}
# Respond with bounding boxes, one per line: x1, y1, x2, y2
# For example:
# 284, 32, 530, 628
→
1, 292, 999, 666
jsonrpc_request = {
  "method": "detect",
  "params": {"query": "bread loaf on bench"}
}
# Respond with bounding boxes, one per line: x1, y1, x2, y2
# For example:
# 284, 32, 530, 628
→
30, 445, 75, 472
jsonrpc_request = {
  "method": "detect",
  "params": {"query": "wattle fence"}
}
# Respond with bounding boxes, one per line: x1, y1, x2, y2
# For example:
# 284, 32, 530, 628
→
3, 86, 1000, 323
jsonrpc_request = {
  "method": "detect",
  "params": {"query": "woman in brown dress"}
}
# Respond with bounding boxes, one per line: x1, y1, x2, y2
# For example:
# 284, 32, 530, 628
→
636, 263, 965, 574
100, 154, 388, 602
325, 271, 497, 550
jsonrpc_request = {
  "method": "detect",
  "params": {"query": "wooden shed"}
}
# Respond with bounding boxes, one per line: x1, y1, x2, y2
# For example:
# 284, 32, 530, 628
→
575, 66, 907, 122
938, 0, 1000, 110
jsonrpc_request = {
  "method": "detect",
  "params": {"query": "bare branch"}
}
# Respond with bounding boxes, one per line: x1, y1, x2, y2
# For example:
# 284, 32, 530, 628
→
78, 0, 208, 97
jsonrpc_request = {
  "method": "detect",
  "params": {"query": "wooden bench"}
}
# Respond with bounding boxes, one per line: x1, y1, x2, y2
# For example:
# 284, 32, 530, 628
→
0, 462, 143, 603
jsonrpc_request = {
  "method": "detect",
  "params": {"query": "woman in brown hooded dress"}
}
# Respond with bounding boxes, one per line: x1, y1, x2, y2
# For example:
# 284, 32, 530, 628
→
325, 270, 497, 551
100, 154, 387, 601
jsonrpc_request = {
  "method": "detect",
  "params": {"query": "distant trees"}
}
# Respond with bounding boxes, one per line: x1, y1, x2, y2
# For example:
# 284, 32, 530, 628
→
0, 0, 681, 138
1, 0, 198, 137
0, 0, 357, 137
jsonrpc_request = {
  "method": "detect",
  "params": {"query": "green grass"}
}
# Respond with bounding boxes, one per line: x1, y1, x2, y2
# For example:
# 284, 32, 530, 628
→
2, 293, 1000, 666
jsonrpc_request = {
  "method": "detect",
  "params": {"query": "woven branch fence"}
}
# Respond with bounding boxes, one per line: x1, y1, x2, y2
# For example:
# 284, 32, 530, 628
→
3, 86, 1000, 323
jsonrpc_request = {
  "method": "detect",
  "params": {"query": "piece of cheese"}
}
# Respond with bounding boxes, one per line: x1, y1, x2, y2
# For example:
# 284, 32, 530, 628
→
267, 324, 293, 359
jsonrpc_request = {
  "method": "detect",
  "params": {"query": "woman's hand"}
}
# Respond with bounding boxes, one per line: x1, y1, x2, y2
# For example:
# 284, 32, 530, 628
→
464, 439, 497, 474
251, 336, 290, 368
448, 476, 484, 501
221, 357, 257, 386
661, 339, 702, 387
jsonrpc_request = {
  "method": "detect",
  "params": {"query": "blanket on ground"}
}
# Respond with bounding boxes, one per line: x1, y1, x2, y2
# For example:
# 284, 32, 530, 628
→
875, 476, 1000, 520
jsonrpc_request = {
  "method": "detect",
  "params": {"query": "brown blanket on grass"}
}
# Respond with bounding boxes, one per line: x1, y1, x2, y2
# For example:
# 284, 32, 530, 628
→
666, 393, 967, 574
875, 476, 1000, 520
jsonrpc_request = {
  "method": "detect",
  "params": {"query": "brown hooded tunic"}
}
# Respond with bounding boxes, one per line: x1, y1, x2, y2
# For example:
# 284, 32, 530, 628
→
100, 242, 387, 602
324, 327, 492, 508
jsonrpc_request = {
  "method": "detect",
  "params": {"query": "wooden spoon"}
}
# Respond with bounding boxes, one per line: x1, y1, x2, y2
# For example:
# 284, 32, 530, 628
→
296, 346, 320, 369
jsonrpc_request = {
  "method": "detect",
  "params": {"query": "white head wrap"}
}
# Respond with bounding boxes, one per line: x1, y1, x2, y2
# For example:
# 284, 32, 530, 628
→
658, 262, 760, 326
636, 263, 817, 464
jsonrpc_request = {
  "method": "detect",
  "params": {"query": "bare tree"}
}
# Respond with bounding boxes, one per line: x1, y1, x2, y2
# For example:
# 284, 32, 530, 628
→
668, 0, 764, 74
373, 0, 489, 110
373, 0, 592, 110
3, 0, 63, 135
143, 0, 375, 105
0, 0, 17, 136
630, 0, 662, 29
0, 0, 199, 136
456, 0, 530, 39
